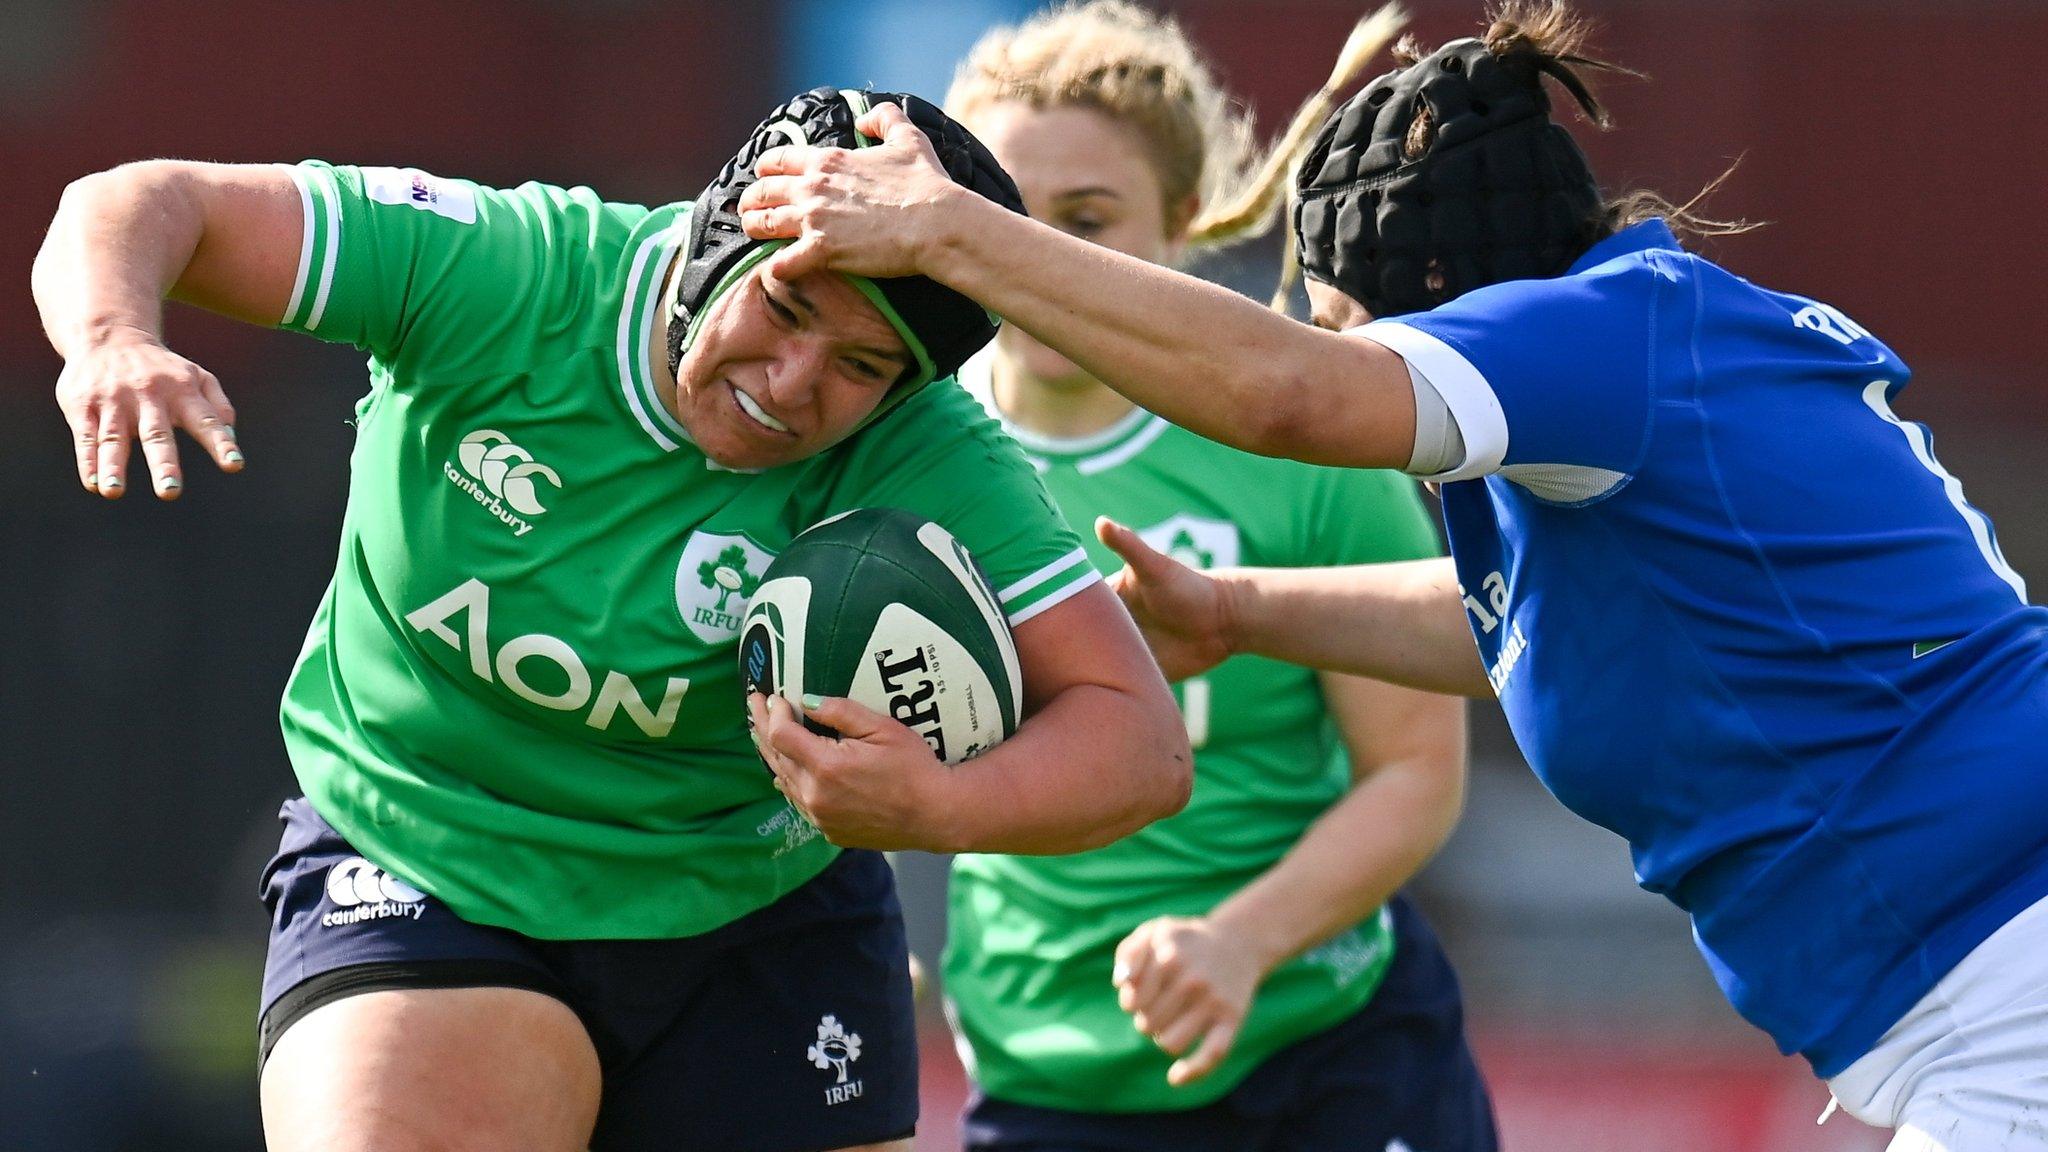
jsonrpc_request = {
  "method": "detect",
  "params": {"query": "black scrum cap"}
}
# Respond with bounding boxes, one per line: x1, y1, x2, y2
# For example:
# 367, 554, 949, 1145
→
670, 87, 1026, 391
1293, 37, 1601, 318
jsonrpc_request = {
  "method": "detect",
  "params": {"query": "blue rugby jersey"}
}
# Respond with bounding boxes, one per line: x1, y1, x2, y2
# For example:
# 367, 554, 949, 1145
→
1361, 220, 2048, 1076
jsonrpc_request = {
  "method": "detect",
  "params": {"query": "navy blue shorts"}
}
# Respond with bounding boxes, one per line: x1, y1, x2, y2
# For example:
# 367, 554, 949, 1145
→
962, 895, 1497, 1152
258, 798, 918, 1152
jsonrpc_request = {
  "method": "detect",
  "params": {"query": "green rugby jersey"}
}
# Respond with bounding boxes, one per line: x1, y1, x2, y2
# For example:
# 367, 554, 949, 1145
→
946, 354, 1443, 1111
273, 162, 1096, 940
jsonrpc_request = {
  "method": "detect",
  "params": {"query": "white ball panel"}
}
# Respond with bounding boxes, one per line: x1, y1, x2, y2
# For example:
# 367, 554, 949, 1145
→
916, 521, 1023, 725
741, 575, 815, 704
847, 603, 1007, 764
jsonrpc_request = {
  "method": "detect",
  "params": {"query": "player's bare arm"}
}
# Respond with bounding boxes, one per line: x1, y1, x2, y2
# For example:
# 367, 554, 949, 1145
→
1098, 517, 1491, 698
738, 102, 1419, 471
33, 160, 301, 499
751, 581, 1190, 854
1116, 673, 1467, 1086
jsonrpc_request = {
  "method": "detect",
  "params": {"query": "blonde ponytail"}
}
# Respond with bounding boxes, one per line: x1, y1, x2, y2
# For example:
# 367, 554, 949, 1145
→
1256, 5, 1410, 309
1191, 4, 1408, 249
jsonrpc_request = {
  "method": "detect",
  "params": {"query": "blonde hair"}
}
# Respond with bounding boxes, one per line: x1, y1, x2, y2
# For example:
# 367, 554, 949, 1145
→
947, 1, 1407, 255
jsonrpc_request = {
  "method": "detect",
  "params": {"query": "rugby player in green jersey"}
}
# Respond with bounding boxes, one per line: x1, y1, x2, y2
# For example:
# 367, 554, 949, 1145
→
33, 90, 1189, 1152
933, 8, 1496, 1150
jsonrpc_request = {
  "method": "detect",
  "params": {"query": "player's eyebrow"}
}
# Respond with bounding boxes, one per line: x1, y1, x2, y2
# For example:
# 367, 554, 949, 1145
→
856, 343, 910, 371
1053, 186, 1121, 202
787, 283, 909, 371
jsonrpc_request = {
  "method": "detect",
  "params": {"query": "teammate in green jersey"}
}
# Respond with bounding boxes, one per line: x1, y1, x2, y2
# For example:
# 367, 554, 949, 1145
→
934, 8, 1496, 1150
33, 90, 1189, 1152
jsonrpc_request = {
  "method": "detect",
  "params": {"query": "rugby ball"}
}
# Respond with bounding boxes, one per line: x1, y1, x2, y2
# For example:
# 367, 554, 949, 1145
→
738, 508, 1022, 764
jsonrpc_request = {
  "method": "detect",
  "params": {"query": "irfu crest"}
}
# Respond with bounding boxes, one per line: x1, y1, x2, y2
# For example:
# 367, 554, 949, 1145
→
808, 1015, 863, 1084
676, 532, 777, 645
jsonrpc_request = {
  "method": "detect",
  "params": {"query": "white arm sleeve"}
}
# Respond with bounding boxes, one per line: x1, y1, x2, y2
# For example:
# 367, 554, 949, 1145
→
1349, 320, 1509, 483
1405, 362, 1466, 476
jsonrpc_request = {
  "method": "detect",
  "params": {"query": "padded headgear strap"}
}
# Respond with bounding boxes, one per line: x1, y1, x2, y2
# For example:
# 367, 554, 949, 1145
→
670, 87, 1024, 391
1293, 37, 1601, 317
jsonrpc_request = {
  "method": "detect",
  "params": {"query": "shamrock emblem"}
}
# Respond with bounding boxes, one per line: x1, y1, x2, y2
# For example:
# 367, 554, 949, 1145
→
698, 544, 763, 611
807, 1014, 863, 1083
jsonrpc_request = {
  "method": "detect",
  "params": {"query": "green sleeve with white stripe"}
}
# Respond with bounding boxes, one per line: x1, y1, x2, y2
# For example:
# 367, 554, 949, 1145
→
827, 382, 1101, 627
279, 161, 626, 381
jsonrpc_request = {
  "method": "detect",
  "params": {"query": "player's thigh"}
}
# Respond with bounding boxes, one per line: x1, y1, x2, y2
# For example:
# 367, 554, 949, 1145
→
260, 985, 601, 1152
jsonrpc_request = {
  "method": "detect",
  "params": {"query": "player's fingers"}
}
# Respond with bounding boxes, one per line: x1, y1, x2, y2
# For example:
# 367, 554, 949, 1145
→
67, 399, 100, 491
1116, 933, 1172, 1015
94, 402, 133, 498
760, 738, 801, 789
856, 100, 908, 134
763, 693, 834, 764
765, 235, 830, 282
195, 368, 238, 429
184, 371, 244, 472
800, 694, 892, 742
860, 101, 919, 148
752, 145, 818, 180
739, 173, 796, 214
1148, 999, 1213, 1057
756, 732, 794, 783
1167, 1020, 1239, 1087
1096, 517, 1174, 580
766, 751, 808, 805
133, 395, 184, 499
747, 691, 772, 748
749, 694, 812, 792
755, 691, 796, 744
1112, 926, 1155, 995
740, 203, 802, 243
1128, 974, 1201, 1043
765, 756, 820, 828
751, 693, 803, 768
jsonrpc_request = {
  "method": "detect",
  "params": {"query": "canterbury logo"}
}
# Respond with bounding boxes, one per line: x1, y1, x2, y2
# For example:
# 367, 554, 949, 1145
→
320, 857, 429, 927
325, 856, 426, 907
443, 429, 561, 537
456, 430, 561, 515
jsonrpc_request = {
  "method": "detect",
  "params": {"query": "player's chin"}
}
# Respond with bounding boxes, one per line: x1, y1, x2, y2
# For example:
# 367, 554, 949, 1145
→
1003, 328, 1084, 387
700, 423, 819, 472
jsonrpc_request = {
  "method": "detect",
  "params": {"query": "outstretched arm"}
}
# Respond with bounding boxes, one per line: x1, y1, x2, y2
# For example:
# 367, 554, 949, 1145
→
33, 160, 304, 498
738, 102, 1418, 470
1098, 518, 1490, 698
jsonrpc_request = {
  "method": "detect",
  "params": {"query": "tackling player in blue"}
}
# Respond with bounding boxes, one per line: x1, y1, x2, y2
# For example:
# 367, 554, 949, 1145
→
736, 3, 2048, 1148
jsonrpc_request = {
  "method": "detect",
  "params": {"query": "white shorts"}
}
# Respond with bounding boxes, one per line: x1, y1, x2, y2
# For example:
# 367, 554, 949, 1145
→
1825, 893, 2048, 1151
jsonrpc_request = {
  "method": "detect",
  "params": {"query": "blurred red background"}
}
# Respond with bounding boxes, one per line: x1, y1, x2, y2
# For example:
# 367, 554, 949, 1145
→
2, 3, 2037, 1149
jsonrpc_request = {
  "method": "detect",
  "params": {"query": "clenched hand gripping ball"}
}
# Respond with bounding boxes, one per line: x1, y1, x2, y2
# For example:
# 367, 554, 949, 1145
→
740, 509, 1022, 764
